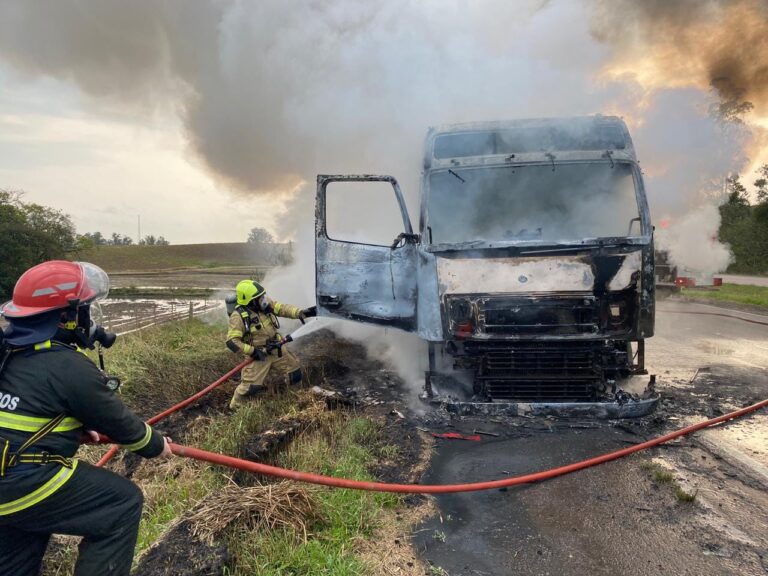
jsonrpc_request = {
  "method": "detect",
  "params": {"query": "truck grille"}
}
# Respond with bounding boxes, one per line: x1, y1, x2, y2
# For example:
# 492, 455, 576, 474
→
483, 378, 596, 401
468, 342, 601, 401
479, 295, 599, 336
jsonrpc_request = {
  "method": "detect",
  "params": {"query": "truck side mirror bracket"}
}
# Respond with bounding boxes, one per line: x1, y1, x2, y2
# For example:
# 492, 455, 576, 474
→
390, 232, 421, 249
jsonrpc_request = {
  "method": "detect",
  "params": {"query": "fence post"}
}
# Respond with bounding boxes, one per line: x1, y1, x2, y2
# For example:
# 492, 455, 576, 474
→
188, 301, 194, 319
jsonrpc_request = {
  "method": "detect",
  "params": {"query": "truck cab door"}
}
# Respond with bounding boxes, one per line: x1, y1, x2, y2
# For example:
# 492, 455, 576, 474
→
315, 174, 419, 332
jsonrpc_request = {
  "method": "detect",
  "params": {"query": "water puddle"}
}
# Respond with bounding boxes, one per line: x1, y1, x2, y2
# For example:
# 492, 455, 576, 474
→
98, 298, 223, 334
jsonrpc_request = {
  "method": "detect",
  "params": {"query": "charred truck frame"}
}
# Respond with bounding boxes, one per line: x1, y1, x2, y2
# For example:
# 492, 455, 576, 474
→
315, 116, 658, 417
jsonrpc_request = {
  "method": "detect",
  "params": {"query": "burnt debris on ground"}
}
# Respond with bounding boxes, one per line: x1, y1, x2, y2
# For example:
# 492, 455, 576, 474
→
128, 328, 431, 576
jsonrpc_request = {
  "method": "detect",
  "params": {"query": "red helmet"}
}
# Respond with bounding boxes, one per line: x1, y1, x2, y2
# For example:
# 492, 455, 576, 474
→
1, 261, 110, 318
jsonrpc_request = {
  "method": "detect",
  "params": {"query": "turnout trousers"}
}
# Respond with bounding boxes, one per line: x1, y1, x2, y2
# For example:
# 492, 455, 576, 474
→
231, 350, 302, 408
0, 461, 144, 576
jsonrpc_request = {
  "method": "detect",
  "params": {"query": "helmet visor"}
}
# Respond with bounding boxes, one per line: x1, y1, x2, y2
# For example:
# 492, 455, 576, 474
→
89, 301, 105, 325
77, 262, 110, 303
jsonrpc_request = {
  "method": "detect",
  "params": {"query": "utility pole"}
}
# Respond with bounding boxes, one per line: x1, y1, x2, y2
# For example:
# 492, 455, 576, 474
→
138, 215, 141, 245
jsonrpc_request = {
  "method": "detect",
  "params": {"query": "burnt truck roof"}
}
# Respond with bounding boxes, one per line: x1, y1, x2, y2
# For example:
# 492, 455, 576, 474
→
424, 116, 636, 170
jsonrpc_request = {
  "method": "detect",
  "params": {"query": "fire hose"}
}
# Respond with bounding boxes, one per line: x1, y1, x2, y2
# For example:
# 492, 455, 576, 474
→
95, 358, 253, 467
96, 335, 296, 466
93, 349, 768, 491
167, 397, 768, 493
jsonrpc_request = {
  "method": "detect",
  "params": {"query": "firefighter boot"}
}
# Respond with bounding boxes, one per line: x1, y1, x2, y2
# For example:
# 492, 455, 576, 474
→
229, 384, 267, 410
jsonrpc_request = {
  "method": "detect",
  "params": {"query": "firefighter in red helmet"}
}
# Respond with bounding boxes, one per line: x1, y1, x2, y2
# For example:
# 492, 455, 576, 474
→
0, 261, 172, 576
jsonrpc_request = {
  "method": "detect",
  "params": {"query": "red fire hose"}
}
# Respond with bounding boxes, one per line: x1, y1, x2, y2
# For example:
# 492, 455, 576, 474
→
95, 358, 252, 467
168, 398, 768, 493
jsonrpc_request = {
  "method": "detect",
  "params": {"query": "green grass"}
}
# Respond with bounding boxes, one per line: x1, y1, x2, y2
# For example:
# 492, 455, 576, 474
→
75, 242, 288, 272
640, 461, 697, 503
200, 394, 300, 456
379, 444, 399, 459
224, 416, 400, 575
640, 462, 675, 484
682, 283, 768, 309
136, 467, 221, 554
227, 527, 364, 576
101, 318, 233, 419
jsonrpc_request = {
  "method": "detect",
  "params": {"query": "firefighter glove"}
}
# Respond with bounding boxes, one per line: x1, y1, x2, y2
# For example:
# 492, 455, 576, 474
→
300, 306, 317, 319
250, 347, 267, 361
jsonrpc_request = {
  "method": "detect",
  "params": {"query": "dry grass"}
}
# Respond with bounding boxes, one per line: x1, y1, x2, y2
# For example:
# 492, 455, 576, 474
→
187, 481, 324, 545
40, 535, 79, 576
76, 442, 111, 466
357, 432, 435, 576
674, 485, 698, 502
356, 498, 436, 576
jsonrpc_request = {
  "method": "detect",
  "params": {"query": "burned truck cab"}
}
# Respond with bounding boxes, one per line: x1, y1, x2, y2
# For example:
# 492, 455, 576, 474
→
315, 116, 657, 417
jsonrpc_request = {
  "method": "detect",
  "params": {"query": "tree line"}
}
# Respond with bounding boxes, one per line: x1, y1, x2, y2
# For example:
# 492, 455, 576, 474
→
1, 190, 79, 299
78, 231, 169, 247
719, 164, 768, 275
0, 190, 171, 299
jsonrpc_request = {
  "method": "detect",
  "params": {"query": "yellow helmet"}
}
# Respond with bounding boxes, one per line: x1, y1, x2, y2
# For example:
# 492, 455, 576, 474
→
235, 280, 266, 306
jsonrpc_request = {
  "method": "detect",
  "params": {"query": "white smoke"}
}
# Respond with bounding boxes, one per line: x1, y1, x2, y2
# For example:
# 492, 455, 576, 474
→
331, 320, 428, 409
655, 204, 733, 277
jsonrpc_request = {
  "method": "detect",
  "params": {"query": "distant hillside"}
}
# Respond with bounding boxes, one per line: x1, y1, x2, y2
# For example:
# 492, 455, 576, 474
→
75, 242, 292, 272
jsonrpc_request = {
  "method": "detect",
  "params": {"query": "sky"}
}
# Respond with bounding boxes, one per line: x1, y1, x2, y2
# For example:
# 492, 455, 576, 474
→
0, 68, 287, 243
0, 0, 766, 246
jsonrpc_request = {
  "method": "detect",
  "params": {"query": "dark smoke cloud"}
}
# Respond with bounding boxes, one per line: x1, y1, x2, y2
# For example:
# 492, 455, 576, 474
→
0, 0, 608, 198
590, 0, 768, 114
0, 2, 218, 104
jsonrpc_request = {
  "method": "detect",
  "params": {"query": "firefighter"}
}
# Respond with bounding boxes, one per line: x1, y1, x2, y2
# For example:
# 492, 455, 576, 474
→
0, 261, 172, 576
226, 280, 316, 409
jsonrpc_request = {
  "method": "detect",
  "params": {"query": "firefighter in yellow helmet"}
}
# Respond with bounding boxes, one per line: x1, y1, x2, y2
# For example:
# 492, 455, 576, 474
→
225, 280, 316, 409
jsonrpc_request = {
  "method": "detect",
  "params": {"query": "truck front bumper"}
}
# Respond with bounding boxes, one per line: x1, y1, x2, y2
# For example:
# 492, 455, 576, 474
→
425, 394, 659, 419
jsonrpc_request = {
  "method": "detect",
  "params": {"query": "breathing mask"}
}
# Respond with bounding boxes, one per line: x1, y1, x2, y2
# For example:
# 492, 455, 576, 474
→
60, 302, 117, 350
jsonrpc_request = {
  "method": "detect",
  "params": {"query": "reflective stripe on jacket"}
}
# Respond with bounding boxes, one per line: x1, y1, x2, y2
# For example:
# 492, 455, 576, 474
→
225, 298, 302, 356
0, 340, 164, 513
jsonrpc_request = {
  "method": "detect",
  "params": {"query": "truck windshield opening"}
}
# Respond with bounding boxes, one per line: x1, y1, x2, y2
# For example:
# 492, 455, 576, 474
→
427, 162, 640, 245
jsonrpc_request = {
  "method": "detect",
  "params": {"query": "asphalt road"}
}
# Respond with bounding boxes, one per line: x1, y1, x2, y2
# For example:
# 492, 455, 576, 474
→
414, 301, 768, 576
